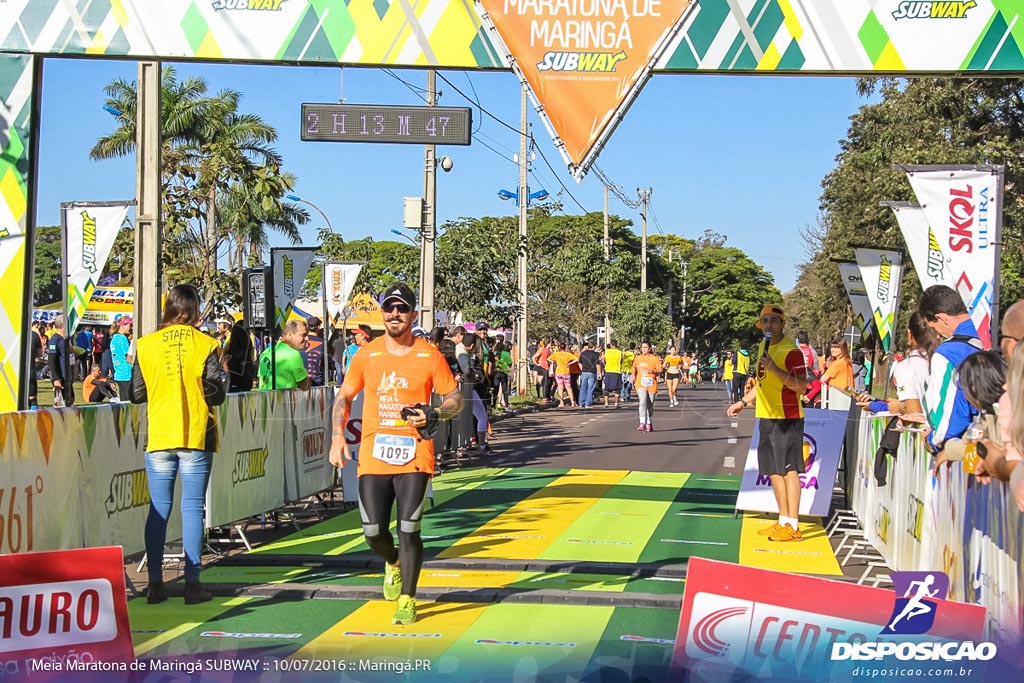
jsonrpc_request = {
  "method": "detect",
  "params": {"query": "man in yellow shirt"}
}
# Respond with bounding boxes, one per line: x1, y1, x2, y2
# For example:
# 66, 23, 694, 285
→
631, 341, 663, 432
727, 305, 808, 542
601, 341, 623, 408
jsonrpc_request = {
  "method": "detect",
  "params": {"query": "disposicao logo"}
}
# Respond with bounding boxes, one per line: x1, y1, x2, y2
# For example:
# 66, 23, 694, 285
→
882, 571, 947, 635
892, 1, 976, 20
831, 571, 997, 662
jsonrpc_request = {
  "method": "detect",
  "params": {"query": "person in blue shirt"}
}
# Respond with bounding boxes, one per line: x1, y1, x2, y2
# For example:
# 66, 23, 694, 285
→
110, 316, 134, 399
918, 285, 982, 453
344, 325, 371, 372
75, 326, 94, 380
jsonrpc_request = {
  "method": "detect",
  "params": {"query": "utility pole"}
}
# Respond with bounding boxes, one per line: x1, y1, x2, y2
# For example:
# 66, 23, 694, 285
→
638, 188, 652, 292
516, 82, 530, 395
680, 260, 688, 351
603, 183, 611, 345
420, 70, 437, 330
134, 61, 162, 337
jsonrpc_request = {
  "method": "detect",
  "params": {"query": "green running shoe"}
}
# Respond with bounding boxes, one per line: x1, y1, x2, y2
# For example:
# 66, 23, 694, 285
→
392, 595, 416, 625
383, 562, 402, 602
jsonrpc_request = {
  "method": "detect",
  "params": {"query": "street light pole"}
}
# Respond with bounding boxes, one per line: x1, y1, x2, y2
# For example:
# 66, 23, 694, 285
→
517, 82, 529, 395
421, 70, 437, 330
286, 194, 334, 235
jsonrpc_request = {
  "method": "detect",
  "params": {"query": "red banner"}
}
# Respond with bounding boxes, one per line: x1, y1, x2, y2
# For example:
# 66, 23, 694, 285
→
0, 547, 134, 676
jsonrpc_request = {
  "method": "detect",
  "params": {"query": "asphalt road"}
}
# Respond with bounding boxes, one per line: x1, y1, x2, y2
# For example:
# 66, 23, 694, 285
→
488, 382, 755, 475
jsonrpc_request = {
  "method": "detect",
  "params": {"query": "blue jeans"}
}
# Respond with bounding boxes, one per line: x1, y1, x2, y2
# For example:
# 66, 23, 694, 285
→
725, 379, 734, 399
580, 372, 597, 407
145, 449, 213, 584
621, 373, 634, 400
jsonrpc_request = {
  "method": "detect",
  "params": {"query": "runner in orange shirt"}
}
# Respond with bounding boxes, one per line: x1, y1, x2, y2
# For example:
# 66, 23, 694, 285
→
631, 341, 663, 432
663, 346, 683, 407
329, 283, 462, 625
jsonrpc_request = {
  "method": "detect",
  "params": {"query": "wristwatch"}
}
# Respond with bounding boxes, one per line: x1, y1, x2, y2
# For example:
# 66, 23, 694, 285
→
741, 399, 751, 407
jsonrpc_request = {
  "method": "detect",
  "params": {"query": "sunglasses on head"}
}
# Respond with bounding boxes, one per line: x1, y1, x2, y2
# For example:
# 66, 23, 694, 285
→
382, 302, 412, 314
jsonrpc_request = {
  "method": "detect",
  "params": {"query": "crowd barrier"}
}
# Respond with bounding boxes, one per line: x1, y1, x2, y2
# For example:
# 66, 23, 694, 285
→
0, 383, 487, 559
848, 412, 1023, 653
0, 388, 337, 558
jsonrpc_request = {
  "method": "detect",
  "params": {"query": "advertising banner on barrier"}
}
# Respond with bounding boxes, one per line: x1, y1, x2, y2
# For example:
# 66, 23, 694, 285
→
963, 479, 1023, 660
0, 409, 85, 556
836, 261, 875, 339
336, 389, 363, 503
0, 546, 134, 670
476, 0, 696, 179
271, 247, 318, 332
735, 409, 845, 517
855, 247, 904, 354
323, 262, 363, 328
207, 391, 288, 529
905, 167, 1002, 348
671, 558, 989, 682
61, 202, 130, 337
284, 387, 335, 501
77, 403, 181, 556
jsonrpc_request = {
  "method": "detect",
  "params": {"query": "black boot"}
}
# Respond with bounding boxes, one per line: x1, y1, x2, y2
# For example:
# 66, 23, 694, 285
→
146, 582, 167, 605
184, 582, 212, 605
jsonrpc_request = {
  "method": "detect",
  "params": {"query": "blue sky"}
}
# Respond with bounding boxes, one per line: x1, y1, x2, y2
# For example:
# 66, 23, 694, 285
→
35, 58, 868, 293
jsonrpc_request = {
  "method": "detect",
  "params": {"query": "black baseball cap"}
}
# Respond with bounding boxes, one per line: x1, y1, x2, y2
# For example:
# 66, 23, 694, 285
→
380, 283, 417, 309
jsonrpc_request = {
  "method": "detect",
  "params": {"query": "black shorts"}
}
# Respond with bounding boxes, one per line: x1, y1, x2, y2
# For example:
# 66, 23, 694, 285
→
757, 418, 806, 477
603, 373, 622, 391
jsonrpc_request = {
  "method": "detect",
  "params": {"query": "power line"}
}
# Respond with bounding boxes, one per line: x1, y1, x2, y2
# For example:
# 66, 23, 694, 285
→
476, 137, 520, 167
462, 72, 484, 134
592, 165, 641, 209
382, 69, 427, 102
436, 72, 524, 135
533, 138, 590, 214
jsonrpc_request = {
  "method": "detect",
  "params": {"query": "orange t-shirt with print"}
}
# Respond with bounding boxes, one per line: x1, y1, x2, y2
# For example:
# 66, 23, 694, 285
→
342, 336, 457, 477
632, 353, 663, 390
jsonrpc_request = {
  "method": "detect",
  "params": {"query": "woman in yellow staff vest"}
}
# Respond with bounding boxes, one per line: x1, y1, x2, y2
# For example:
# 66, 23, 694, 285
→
131, 284, 227, 606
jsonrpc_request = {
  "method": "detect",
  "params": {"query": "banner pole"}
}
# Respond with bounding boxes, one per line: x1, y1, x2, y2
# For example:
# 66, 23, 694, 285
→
991, 166, 1004, 348
59, 203, 69, 332
322, 262, 330, 386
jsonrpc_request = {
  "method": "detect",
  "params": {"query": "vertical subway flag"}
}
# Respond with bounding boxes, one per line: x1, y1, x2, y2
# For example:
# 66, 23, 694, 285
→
61, 202, 131, 338
271, 248, 317, 331
854, 248, 904, 353
323, 262, 363, 327
905, 167, 1001, 349
476, 0, 696, 180
836, 261, 876, 339
889, 202, 955, 292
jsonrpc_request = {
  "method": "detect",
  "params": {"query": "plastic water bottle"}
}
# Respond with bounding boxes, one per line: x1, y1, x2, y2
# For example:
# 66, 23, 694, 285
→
53, 391, 64, 408
962, 412, 986, 475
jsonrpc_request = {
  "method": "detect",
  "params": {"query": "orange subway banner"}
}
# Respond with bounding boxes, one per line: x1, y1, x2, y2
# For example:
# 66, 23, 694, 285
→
478, 0, 694, 179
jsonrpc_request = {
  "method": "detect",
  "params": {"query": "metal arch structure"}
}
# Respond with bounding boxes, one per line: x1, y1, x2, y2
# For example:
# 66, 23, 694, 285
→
1, 0, 1023, 409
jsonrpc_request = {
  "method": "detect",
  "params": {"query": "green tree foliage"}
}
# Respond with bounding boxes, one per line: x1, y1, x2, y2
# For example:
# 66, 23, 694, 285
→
610, 289, 676, 347
314, 230, 419, 299
90, 67, 307, 312
31, 226, 62, 305
790, 78, 1024, 343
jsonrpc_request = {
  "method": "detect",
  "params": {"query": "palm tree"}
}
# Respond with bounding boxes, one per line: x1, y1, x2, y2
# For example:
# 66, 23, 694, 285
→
90, 67, 307, 306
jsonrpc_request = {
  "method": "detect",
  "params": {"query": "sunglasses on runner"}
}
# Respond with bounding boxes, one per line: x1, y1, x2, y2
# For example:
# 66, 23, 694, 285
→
382, 303, 412, 314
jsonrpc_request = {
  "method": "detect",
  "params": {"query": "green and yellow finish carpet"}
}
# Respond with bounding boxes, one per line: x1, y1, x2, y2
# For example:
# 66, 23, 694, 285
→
129, 468, 841, 680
